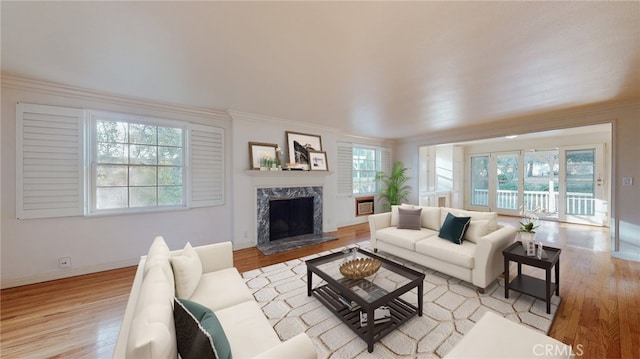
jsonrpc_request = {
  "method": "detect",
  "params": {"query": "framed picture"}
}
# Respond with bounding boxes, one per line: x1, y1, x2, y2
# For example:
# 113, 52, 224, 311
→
248, 142, 278, 170
286, 131, 322, 170
308, 150, 328, 171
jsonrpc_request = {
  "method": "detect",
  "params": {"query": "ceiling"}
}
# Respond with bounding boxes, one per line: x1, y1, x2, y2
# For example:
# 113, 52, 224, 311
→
2, 1, 639, 139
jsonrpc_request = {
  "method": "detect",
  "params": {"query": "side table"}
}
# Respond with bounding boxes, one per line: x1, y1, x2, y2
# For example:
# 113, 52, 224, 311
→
503, 241, 561, 314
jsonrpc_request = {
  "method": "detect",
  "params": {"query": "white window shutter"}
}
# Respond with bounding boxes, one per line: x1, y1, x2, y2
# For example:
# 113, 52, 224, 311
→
337, 142, 353, 196
380, 148, 391, 174
16, 103, 85, 219
188, 124, 224, 207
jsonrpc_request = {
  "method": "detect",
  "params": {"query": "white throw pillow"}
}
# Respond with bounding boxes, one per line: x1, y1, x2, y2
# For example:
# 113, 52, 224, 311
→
464, 219, 490, 243
170, 242, 203, 299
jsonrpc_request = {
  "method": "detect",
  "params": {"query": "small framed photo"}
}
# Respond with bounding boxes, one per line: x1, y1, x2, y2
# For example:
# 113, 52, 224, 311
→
248, 142, 278, 170
286, 131, 322, 170
308, 150, 328, 171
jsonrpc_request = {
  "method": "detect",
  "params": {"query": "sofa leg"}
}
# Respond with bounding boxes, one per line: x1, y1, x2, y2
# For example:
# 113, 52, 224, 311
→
373, 248, 378, 253
477, 287, 485, 294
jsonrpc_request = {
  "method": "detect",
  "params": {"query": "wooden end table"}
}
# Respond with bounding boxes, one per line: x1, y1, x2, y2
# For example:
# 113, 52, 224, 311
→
503, 241, 561, 314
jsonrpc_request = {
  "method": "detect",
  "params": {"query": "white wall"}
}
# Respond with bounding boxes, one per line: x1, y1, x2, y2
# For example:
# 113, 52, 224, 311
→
1, 78, 234, 288
395, 100, 640, 258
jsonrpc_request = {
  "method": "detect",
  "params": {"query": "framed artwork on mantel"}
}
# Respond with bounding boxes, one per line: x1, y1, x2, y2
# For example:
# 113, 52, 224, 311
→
248, 142, 278, 170
286, 131, 322, 170
308, 150, 328, 171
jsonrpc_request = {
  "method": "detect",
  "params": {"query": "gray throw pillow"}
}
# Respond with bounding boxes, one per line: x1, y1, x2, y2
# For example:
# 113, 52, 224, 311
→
397, 207, 422, 230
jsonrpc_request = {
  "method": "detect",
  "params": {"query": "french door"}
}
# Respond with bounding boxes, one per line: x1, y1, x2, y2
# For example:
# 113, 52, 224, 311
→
468, 145, 607, 226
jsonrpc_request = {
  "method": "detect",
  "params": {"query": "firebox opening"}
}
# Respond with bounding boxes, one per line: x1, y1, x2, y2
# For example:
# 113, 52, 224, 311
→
269, 197, 314, 241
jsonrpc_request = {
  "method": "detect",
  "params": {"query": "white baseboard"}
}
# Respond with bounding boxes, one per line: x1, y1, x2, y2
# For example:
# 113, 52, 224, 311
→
0, 258, 139, 289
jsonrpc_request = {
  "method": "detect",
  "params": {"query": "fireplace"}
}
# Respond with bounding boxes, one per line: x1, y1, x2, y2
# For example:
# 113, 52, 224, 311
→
256, 186, 323, 245
269, 197, 314, 241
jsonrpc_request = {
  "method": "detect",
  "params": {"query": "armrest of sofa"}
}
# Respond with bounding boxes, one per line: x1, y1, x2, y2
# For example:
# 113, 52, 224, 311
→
251, 333, 317, 359
368, 212, 392, 249
472, 225, 517, 289
193, 241, 234, 273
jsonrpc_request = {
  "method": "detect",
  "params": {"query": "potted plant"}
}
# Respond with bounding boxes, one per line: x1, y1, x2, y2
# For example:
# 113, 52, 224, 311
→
375, 161, 411, 212
518, 206, 540, 254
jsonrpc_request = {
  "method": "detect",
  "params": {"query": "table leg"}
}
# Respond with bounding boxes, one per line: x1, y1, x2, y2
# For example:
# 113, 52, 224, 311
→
418, 281, 424, 316
517, 262, 522, 276
307, 270, 312, 297
546, 268, 552, 314
367, 308, 374, 353
555, 258, 560, 296
504, 257, 510, 299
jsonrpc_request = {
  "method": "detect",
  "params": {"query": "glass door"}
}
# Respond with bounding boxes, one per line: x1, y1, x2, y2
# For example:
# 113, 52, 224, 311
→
495, 153, 520, 214
524, 149, 559, 219
559, 145, 606, 226
469, 155, 489, 209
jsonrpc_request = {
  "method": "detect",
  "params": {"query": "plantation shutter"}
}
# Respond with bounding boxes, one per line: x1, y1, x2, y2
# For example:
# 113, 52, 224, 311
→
336, 142, 353, 196
16, 103, 85, 219
188, 124, 224, 207
380, 148, 391, 175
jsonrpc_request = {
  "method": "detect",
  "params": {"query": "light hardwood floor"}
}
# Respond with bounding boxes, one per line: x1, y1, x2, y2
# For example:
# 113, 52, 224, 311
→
1, 218, 638, 358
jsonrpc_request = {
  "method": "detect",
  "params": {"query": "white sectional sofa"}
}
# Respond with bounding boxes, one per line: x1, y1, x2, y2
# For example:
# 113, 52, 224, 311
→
369, 205, 516, 291
114, 237, 316, 359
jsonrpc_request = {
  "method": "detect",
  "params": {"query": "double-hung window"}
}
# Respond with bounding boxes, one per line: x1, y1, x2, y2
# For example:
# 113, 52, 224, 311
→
91, 112, 185, 212
336, 142, 390, 196
16, 103, 224, 219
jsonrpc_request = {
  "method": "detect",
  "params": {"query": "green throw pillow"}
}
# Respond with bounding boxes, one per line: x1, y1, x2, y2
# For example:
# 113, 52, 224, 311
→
438, 213, 471, 245
174, 298, 233, 359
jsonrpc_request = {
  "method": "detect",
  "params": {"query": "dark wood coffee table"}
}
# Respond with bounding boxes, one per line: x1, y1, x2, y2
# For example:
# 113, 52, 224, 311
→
306, 248, 424, 353
503, 241, 561, 314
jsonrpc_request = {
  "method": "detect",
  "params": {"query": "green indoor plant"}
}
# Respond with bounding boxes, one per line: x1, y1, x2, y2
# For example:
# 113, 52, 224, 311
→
518, 206, 540, 233
376, 161, 411, 212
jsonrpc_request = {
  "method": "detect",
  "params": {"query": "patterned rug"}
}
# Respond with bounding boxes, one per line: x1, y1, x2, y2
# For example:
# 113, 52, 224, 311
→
242, 242, 560, 358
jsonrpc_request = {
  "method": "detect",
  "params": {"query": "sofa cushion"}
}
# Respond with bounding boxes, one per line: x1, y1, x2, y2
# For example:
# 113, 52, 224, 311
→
189, 268, 255, 312
439, 213, 471, 245
420, 206, 442, 231
144, 236, 175, 293
126, 266, 177, 359
215, 300, 282, 358
390, 204, 418, 226
415, 237, 476, 269
397, 207, 422, 230
464, 219, 490, 244
171, 242, 203, 299
174, 298, 232, 359
376, 227, 437, 250
441, 208, 498, 232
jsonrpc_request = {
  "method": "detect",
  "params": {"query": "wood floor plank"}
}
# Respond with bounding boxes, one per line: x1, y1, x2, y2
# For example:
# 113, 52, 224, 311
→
1, 220, 639, 358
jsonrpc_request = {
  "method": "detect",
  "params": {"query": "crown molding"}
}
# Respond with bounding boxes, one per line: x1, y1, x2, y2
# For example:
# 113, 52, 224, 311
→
1, 74, 231, 122
399, 99, 640, 145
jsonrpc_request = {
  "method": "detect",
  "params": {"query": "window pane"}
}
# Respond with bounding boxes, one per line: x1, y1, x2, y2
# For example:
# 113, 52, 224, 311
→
97, 121, 127, 143
97, 143, 128, 164
159, 186, 182, 205
471, 156, 489, 206
130, 145, 157, 165
96, 165, 127, 186
158, 146, 183, 165
130, 166, 157, 186
129, 123, 157, 145
158, 167, 182, 185
158, 127, 182, 146
96, 187, 127, 209
130, 187, 157, 207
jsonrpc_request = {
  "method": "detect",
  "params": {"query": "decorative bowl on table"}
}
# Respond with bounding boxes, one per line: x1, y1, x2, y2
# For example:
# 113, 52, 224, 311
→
339, 258, 381, 279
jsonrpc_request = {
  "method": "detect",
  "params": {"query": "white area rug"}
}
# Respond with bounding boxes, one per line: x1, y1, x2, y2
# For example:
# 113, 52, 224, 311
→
242, 242, 560, 358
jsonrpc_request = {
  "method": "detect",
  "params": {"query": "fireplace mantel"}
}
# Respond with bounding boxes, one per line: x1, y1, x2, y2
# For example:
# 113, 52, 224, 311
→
245, 169, 332, 188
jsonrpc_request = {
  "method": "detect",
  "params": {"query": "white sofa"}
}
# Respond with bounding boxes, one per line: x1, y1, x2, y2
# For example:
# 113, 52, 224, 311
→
114, 237, 316, 359
369, 205, 516, 291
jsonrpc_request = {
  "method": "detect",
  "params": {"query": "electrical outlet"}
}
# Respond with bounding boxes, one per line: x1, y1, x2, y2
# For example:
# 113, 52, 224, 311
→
59, 257, 71, 268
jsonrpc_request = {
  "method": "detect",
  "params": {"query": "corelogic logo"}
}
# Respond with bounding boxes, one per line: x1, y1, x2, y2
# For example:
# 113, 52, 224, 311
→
533, 344, 584, 357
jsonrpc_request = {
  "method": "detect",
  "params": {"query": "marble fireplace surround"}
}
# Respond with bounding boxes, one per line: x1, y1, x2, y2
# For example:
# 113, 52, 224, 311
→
256, 186, 323, 245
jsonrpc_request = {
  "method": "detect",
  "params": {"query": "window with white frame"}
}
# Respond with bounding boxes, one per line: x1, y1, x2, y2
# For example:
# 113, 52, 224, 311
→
16, 103, 224, 219
353, 147, 378, 194
91, 112, 185, 212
